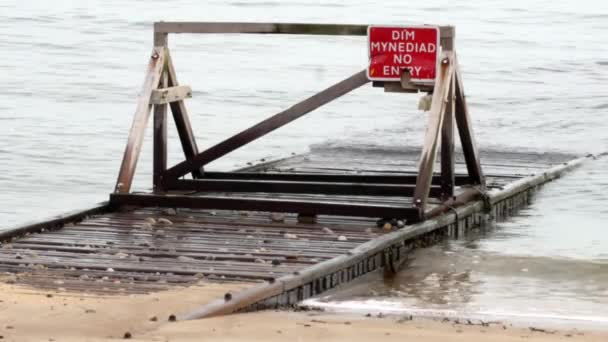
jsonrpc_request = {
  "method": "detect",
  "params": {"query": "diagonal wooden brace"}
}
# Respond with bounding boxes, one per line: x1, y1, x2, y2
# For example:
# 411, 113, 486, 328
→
115, 46, 166, 193
412, 51, 455, 216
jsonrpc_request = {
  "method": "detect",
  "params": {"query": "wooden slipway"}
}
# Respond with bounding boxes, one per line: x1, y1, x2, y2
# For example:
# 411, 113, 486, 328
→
0, 148, 589, 319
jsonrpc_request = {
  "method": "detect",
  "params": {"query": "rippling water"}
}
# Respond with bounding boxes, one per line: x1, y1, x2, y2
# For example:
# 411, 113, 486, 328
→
2, 0, 608, 327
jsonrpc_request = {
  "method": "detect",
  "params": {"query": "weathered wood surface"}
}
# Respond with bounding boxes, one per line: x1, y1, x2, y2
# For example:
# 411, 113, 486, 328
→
153, 71, 168, 191
413, 51, 454, 212
0, 149, 582, 297
154, 22, 455, 38
150, 85, 192, 105
115, 47, 166, 193
166, 50, 203, 179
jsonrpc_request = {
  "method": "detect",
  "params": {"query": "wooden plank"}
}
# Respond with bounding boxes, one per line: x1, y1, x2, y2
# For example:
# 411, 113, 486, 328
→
454, 55, 485, 187
151, 85, 192, 105
165, 49, 203, 178
162, 69, 371, 181
412, 51, 455, 212
154, 22, 455, 38
114, 47, 166, 193
199, 171, 473, 185
109, 193, 421, 221
0, 204, 109, 242
165, 178, 443, 197
153, 71, 168, 192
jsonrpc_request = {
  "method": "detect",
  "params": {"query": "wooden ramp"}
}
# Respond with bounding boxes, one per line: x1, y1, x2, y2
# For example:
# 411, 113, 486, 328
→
0, 149, 587, 317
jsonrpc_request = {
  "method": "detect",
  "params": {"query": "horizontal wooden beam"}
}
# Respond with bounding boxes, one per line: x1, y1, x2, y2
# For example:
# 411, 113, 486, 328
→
150, 85, 192, 105
154, 22, 454, 38
193, 171, 473, 186
109, 193, 422, 221
166, 178, 444, 197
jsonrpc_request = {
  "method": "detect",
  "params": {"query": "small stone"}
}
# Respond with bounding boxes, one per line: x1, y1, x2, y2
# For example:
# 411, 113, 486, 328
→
106, 268, 115, 272
161, 208, 177, 216
383, 223, 393, 231
259, 247, 268, 252
271, 259, 281, 266
46, 294, 53, 298
144, 217, 157, 224
123, 331, 132, 339
157, 218, 173, 225
270, 212, 285, 222
254, 258, 266, 264
4, 274, 17, 284
322, 227, 335, 235
284, 233, 298, 239
209, 211, 217, 216
177, 256, 195, 262
115, 252, 129, 259
337, 235, 348, 241
150, 316, 158, 322
15, 254, 22, 260
224, 293, 232, 301
141, 222, 153, 230
397, 220, 405, 228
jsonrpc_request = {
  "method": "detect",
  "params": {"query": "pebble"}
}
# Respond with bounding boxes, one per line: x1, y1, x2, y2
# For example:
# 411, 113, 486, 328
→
161, 208, 177, 216
144, 217, 157, 224
141, 222, 153, 230
157, 218, 173, 225
115, 252, 129, 259
337, 235, 348, 241
106, 268, 115, 272
4, 274, 17, 284
254, 258, 266, 264
270, 212, 285, 222
322, 227, 335, 235
177, 256, 195, 262
284, 233, 298, 239
123, 331, 132, 339
271, 259, 281, 266
383, 223, 393, 231
397, 220, 405, 228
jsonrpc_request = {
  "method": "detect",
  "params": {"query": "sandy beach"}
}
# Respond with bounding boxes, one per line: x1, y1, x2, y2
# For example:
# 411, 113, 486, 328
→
0, 281, 605, 342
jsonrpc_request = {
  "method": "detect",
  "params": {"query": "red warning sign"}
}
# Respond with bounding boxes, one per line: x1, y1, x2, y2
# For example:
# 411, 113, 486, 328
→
367, 25, 440, 83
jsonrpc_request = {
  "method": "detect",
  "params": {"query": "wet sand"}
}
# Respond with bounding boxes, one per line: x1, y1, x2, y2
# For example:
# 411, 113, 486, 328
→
0, 282, 605, 342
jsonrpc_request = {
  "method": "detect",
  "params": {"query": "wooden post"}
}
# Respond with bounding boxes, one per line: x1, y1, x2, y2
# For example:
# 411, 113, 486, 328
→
165, 50, 204, 179
440, 27, 456, 199
153, 70, 168, 192
412, 51, 455, 216
114, 46, 165, 193
454, 56, 485, 188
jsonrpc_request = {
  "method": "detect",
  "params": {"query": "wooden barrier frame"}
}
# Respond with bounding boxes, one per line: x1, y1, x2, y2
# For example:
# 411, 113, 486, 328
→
111, 22, 485, 222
